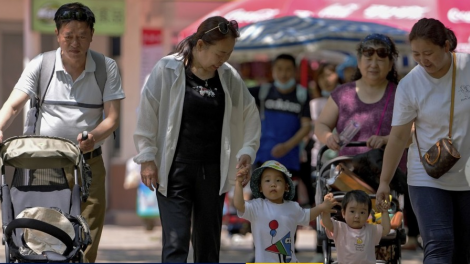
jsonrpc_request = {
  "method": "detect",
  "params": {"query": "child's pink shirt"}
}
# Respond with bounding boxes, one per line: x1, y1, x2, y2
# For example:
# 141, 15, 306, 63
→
326, 219, 383, 264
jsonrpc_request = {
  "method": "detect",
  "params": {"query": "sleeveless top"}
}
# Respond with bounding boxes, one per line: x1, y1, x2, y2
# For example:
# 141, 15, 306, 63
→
331, 81, 407, 173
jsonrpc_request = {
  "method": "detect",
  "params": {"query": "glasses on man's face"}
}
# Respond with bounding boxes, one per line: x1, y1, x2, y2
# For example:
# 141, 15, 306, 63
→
205, 20, 239, 35
362, 47, 389, 59
58, 10, 90, 21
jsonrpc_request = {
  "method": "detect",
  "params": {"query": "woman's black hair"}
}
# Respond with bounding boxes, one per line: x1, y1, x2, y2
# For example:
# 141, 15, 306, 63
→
409, 18, 457, 51
54, 2, 95, 31
342, 190, 372, 215
352, 34, 399, 84
174, 16, 239, 66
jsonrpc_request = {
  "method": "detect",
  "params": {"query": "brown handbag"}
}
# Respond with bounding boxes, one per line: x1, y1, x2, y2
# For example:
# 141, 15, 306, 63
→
415, 52, 461, 179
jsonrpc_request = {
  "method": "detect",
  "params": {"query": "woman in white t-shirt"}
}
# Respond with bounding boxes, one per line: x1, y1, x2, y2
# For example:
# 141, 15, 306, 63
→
376, 18, 470, 264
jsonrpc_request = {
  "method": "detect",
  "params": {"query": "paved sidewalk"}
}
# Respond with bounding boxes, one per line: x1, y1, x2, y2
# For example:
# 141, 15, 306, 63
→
96, 225, 424, 263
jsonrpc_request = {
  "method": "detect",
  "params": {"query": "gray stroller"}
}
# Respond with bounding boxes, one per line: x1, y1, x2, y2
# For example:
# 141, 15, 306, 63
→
0, 135, 92, 263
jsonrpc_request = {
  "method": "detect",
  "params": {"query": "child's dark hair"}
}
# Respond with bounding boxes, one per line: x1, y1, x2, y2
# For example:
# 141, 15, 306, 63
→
342, 190, 372, 214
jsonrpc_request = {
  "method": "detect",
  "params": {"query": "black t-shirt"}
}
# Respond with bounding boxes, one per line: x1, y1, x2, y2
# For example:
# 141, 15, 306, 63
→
174, 67, 225, 163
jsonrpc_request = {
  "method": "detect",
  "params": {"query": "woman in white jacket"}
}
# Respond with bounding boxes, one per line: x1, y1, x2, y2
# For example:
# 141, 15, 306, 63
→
133, 16, 260, 263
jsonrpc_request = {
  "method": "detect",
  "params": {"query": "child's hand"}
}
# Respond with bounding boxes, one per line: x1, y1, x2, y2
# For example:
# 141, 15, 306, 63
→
376, 196, 391, 213
321, 193, 339, 212
236, 165, 250, 185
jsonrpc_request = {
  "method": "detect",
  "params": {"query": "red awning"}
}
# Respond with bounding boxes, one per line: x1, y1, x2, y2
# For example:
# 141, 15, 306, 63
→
178, 0, 470, 52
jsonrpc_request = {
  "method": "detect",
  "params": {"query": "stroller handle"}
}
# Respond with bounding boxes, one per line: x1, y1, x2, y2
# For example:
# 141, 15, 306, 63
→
316, 141, 367, 171
81, 131, 88, 140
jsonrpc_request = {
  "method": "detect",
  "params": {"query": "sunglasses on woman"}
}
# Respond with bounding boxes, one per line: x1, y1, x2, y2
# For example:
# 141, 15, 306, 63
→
362, 47, 389, 59
205, 20, 239, 35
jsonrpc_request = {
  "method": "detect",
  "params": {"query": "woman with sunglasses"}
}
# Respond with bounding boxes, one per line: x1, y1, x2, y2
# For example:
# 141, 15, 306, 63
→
377, 18, 470, 264
315, 33, 406, 165
133, 16, 260, 262
314, 33, 411, 262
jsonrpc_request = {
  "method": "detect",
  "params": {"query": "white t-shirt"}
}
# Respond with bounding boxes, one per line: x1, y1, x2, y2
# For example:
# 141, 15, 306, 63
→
238, 198, 310, 263
326, 220, 382, 264
15, 48, 125, 147
393, 52, 470, 190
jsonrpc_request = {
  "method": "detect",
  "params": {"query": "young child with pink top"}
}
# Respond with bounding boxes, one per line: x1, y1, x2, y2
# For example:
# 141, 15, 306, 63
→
321, 190, 391, 264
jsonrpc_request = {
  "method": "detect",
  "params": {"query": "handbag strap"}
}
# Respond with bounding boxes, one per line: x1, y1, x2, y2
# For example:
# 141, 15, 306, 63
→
375, 82, 393, 136
415, 52, 457, 159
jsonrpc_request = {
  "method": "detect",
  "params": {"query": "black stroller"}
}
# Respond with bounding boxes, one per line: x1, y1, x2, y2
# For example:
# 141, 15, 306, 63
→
0, 135, 92, 263
314, 142, 407, 264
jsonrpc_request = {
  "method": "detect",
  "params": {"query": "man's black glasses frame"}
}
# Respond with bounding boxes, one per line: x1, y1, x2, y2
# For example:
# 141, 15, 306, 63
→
205, 20, 239, 35
362, 47, 389, 59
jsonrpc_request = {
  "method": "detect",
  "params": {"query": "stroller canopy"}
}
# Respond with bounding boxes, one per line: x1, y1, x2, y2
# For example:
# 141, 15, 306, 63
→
0, 136, 81, 169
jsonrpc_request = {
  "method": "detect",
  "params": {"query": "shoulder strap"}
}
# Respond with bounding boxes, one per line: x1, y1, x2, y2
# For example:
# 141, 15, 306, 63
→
258, 83, 271, 120
89, 50, 107, 97
38, 51, 56, 106
415, 52, 457, 159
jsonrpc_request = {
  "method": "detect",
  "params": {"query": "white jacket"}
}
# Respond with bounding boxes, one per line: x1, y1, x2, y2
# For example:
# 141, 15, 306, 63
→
133, 54, 261, 196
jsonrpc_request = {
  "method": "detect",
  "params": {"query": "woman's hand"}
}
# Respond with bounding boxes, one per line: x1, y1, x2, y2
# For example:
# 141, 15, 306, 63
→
367, 135, 387, 149
376, 181, 391, 212
141, 161, 159, 191
325, 133, 341, 151
236, 154, 252, 187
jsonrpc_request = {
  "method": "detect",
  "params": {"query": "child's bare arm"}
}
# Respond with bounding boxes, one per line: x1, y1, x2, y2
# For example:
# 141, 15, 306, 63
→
310, 193, 338, 221
233, 166, 248, 213
318, 193, 336, 231
377, 199, 391, 237
380, 209, 391, 237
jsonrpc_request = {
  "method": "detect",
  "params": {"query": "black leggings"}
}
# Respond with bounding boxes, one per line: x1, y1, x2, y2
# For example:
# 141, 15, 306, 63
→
157, 162, 226, 263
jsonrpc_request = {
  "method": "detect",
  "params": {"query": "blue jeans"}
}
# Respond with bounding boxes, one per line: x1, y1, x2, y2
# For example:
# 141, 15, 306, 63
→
409, 185, 470, 264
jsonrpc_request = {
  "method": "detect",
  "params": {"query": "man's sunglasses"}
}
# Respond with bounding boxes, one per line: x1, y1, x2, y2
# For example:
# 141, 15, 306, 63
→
205, 20, 239, 35
362, 47, 389, 59
58, 10, 94, 22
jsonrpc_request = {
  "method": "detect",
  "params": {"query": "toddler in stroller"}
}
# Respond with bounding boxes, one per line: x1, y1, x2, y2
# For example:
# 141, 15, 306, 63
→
0, 135, 92, 263
315, 143, 406, 264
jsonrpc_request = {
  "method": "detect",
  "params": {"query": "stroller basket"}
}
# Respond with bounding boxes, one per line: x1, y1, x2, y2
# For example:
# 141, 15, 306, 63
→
0, 136, 91, 263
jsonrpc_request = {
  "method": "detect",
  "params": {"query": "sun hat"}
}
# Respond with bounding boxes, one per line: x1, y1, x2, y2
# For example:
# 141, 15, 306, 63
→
17, 207, 75, 254
250, 160, 296, 201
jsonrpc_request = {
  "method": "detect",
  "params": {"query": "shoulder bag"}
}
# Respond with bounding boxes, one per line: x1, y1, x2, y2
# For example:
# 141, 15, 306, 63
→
414, 52, 461, 179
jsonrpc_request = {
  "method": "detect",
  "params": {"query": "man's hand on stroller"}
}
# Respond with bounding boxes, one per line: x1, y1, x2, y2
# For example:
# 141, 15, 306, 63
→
77, 132, 95, 153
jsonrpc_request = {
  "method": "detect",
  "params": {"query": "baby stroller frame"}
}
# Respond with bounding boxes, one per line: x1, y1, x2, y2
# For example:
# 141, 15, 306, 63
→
314, 142, 406, 264
0, 135, 92, 263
